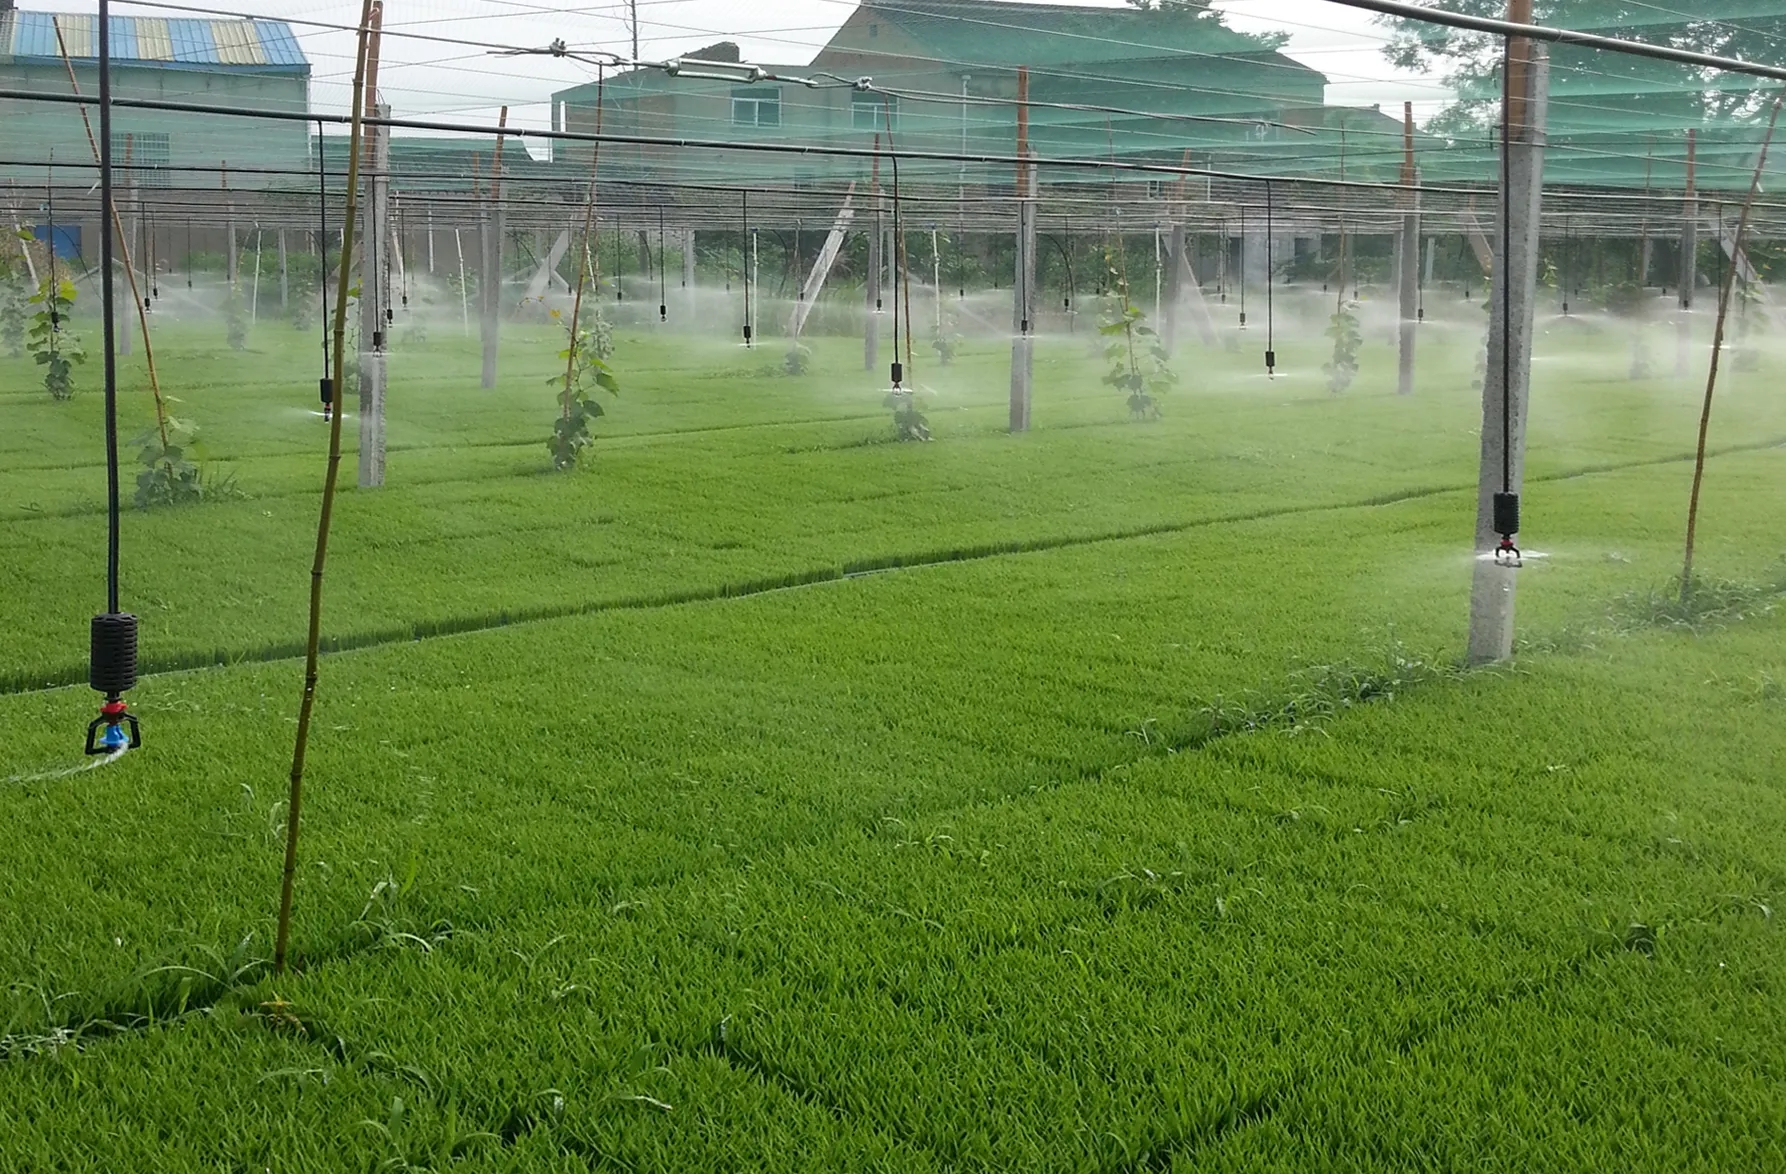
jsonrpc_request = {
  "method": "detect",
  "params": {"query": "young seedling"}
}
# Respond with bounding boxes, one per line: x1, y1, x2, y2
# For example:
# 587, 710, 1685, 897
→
1098, 249, 1173, 420
547, 309, 619, 470
26, 275, 84, 400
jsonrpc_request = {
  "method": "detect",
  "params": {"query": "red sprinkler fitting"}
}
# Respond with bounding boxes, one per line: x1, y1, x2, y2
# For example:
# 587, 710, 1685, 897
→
85, 699, 141, 755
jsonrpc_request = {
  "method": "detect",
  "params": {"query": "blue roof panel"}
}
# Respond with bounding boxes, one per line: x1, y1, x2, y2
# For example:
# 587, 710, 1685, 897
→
108, 16, 137, 62
167, 18, 214, 64
253, 20, 305, 68
12, 12, 60, 59
5, 9, 306, 70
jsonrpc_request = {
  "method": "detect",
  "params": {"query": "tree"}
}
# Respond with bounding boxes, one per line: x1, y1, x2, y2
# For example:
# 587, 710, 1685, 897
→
1382, 2, 1786, 142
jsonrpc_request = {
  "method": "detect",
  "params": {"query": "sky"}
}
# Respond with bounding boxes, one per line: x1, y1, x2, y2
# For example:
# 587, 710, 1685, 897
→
40, 0, 1454, 150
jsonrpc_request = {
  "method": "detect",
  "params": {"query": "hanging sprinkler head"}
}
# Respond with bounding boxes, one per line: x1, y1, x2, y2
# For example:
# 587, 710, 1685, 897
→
890, 360, 902, 387
320, 376, 333, 422
1265, 350, 1276, 378
85, 613, 140, 754
1493, 491, 1522, 567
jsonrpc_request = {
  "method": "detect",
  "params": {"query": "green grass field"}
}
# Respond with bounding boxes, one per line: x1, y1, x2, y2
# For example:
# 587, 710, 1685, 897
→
2, 300, 1784, 1170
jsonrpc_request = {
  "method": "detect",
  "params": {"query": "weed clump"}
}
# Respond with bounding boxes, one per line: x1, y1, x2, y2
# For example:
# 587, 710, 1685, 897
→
1618, 573, 1783, 632
1196, 644, 1469, 741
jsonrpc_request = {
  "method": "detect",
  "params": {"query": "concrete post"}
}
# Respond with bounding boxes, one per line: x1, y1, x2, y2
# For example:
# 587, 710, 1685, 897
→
1010, 157, 1037, 432
1467, 40, 1549, 666
482, 107, 509, 389
358, 104, 391, 489
1397, 204, 1420, 395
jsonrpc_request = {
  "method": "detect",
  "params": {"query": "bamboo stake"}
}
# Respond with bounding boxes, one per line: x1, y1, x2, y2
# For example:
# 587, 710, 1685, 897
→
275, 0, 380, 976
561, 69, 606, 417
54, 26, 169, 449
1680, 92, 1783, 603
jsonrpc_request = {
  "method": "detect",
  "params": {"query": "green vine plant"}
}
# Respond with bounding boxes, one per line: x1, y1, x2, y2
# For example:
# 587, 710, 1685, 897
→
224, 282, 249, 350
1602, 281, 1651, 379
546, 308, 619, 470
27, 276, 84, 401
1098, 251, 1174, 420
783, 341, 812, 376
0, 259, 26, 358
1323, 301, 1362, 394
884, 385, 932, 440
931, 311, 960, 365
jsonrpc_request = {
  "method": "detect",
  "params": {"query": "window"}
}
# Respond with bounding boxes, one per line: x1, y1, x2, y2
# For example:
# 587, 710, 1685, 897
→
731, 88, 781, 128
110, 131, 171, 188
852, 91, 896, 131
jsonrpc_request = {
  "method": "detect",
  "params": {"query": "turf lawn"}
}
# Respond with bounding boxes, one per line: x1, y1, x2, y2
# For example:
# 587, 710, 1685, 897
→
1, 293, 1783, 1170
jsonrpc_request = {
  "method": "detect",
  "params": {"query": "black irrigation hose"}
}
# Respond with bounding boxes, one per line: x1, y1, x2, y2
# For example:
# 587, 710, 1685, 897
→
315, 121, 330, 406
98, 6, 119, 617
740, 190, 752, 346
84, 0, 140, 758
1491, 37, 1521, 564
658, 204, 667, 321
1265, 181, 1276, 376
1237, 201, 1247, 328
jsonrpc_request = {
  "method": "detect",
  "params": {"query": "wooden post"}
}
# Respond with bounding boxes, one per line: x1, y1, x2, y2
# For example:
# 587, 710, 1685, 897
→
1009, 65, 1034, 433
482, 106, 509, 389
1397, 102, 1420, 396
1677, 128, 1698, 376
1467, 24, 1548, 666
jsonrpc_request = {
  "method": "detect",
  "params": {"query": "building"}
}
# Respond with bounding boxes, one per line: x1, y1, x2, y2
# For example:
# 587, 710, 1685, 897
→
0, 0, 310, 191
551, 0, 1330, 188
